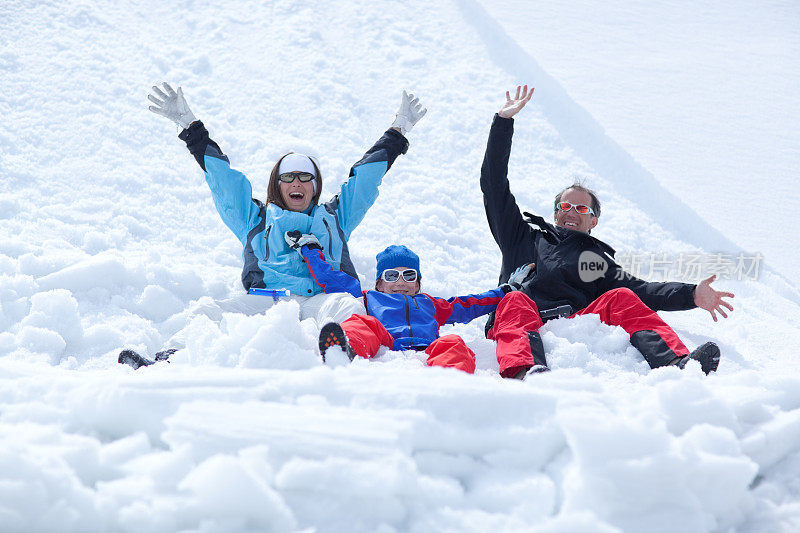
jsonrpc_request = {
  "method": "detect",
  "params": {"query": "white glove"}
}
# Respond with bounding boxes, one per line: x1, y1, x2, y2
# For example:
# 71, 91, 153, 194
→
391, 90, 427, 136
285, 231, 321, 252
506, 263, 535, 291
147, 82, 197, 129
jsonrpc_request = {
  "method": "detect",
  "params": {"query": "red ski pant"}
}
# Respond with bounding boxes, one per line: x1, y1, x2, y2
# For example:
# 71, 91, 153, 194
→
487, 291, 545, 377
340, 314, 477, 374
571, 287, 689, 367
488, 288, 689, 375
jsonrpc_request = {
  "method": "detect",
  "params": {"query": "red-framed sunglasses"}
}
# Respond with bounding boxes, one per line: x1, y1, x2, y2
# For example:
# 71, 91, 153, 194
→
556, 201, 596, 216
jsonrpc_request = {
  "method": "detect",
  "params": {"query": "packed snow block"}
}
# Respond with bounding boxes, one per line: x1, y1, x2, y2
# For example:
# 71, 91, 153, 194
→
104, 448, 194, 507
275, 454, 412, 531
742, 408, 800, 471
80, 231, 113, 254
542, 314, 649, 374
0, 195, 20, 218
66, 378, 190, 445
654, 376, 740, 435
0, 443, 100, 533
136, 285, 184, 322
468, 475, 557, 521
18, 248, 86, 278
558, 404, 757, 533
18, 425, 105, 488
183, 300, 318, 369
98, 432, 152, 470
146, 264, 207, 301
16, 326, 67, 361
178, 452, 296, 532
37, 253, 146, 293
0, 331, 15, 354
0, 254, 15, 274
20, 289, 83, 349
0, 297, 29, 334
411, 386, 561, 470
677, 425, 758, 520
163, 399, 415, 466
0, 274, 36, 330
80, 323, 126, 358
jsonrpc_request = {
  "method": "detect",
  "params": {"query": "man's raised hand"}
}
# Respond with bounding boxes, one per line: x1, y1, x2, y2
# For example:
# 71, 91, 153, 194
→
147, 82, 197, 129
498, 85, 534, 119
693, 275, 735, 322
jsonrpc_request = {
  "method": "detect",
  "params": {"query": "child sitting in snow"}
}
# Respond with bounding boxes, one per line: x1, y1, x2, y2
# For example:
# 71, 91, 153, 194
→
286, 232, 549, 377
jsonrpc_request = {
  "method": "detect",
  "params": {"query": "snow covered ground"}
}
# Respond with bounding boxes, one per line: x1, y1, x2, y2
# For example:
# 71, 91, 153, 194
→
1, 0, 799, 532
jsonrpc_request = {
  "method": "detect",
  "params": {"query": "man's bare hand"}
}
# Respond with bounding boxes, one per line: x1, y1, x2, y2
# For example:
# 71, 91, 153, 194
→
694, 275, 734, 322
498, 85, 534, 119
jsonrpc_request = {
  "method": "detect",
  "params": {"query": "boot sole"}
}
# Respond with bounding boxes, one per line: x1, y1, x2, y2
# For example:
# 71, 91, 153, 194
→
318, 323, 354, 363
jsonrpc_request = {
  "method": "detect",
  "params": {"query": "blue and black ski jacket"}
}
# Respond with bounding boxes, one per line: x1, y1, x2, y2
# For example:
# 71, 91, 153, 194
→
300, 246, 507, 350
179, 121, 408, 296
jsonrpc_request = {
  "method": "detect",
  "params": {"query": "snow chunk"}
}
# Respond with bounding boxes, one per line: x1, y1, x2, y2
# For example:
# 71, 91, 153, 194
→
16, 326, 66, 362
136, 284, 184, 322
20, 289, 83, 349
38, 253, 146, 293
0, 429, 101, 532
182, 300, 318, 369
178, 450, 296, 532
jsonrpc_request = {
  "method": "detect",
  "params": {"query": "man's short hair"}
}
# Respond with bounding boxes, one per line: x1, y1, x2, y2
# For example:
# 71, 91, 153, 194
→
553, 180, 601, 218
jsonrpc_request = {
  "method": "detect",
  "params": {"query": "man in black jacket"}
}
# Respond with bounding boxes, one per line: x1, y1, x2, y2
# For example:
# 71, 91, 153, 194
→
481, 86, 734, 379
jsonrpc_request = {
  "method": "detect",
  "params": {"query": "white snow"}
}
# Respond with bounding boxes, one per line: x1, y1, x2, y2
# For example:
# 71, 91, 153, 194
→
1, 0, 799, 532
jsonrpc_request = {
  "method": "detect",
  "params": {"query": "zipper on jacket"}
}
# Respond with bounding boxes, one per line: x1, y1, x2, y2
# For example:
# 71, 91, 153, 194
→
404, 295, 413, 338
322, 219, 333, 253
264, 225, 272, 260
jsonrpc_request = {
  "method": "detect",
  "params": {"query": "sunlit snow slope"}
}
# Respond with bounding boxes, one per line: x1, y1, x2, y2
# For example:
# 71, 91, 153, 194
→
472, 0, 800, 281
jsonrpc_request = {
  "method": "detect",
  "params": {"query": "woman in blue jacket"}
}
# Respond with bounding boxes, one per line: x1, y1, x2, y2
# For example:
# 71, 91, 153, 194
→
146, 83, 426, 332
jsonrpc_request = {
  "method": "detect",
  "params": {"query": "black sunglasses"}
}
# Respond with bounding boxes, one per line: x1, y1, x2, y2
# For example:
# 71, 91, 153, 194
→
279, 171, 315, 183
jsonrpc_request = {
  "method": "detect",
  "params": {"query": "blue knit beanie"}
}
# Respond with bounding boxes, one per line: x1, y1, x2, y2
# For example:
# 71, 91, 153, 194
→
375, 245, 421, 280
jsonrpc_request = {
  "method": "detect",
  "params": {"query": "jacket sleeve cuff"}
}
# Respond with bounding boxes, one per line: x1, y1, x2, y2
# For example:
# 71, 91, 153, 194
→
178, 120, 205, 142
385, 127, 409, 154
492, 113, 514, 130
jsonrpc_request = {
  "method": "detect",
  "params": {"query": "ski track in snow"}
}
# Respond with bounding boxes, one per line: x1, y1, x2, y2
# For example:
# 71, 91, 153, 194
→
1, 0, 799, 531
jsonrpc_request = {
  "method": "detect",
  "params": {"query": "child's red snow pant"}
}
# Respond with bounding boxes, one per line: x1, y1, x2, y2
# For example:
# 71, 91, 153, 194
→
340, 314, 477, 374
488, 288, 690, 376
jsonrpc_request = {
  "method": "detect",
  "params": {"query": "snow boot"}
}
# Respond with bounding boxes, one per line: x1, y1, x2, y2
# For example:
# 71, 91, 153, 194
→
318, 322, 356, 363
675, 342, 721, 374
154, 348, 176, 362
118, 349, 155, 370
511, 364, 551, 380
510, 331, 550, 379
